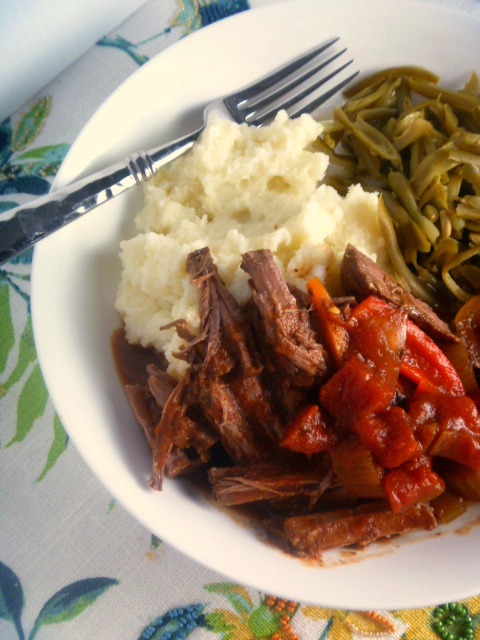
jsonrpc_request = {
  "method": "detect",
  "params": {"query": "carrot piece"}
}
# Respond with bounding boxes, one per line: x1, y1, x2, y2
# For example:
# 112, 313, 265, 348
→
307, 277, 349, 369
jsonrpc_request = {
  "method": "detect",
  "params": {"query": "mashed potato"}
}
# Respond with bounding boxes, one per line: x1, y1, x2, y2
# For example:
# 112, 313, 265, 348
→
116, 111, 388, 379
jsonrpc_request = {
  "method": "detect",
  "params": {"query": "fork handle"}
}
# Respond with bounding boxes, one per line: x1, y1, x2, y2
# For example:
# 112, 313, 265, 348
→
0, 128, 201, 265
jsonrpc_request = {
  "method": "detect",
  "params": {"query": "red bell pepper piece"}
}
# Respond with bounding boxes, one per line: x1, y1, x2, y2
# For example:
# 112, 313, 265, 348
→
401, 319, 465, 396
280, 404, 336, 455
408, 392, 480, 469
454, 295, 480, 370
346, 295, 407, 389
442, 341, 480, 409
383, 457, 445, 512
320, 355, 395, 431
409, 392, 480, 437
430, 430, 480, 471
344, 295, 464, 397
356, 407, 423, 468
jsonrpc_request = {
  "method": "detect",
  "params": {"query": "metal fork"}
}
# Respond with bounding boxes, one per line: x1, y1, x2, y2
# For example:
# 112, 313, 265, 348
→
0, 37, 358, 265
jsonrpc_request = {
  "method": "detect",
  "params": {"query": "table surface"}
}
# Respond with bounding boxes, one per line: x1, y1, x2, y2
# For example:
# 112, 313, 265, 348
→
2, 1, 480, 639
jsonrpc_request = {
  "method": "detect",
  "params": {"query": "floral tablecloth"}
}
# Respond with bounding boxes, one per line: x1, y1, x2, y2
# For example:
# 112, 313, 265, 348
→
2, 1, 480, 639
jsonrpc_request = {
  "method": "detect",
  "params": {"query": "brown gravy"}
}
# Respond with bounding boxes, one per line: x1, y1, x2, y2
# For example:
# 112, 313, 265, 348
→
111, 327, 168, 387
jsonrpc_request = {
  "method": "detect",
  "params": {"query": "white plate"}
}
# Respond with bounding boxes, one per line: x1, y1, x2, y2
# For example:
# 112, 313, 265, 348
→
32, 0, 480, 610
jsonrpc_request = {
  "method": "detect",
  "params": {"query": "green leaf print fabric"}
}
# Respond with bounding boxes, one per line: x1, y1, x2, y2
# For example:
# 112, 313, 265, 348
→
2, 2, 480, 640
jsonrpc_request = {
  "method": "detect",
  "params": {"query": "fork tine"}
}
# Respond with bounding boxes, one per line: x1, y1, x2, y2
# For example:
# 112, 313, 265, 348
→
232, 37, 340, 103
239, 47, 349, 112
288, 70, 360, 120
246, 59, 356, 127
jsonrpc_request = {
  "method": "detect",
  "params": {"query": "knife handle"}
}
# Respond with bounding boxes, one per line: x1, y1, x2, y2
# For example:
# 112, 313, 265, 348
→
0, 216, 30, 264
0, 162, 134, 266
0, 130, 199, 266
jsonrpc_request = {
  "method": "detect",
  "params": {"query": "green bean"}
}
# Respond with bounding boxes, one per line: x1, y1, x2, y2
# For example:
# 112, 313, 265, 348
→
409, 138, 425, 174
353, 107, 397, 123
318, 66, 480, 308
393, 117, 437, 151
463, 71, 479, 96
395, 77, 412, 115
388, 171, 440, 244
418, 181, 448, 211
344, 66, 439, 98
458, 164, 480, 194
378, 196, 438, 305
442, 247, 480, 302
429, 237, 459, 266
346, 134, 384, 178
409, 147, 457, 198
334, 108, 402, 166
408, 78, 479, 113
466, 220, 480, 233
382, 191, 431, 252
452, 131, 480, 153
439, 210, 452, 239
442, 103, 460, 135
423, 203, 439, 223
446, 172, 463, 200
450, 213, 466, 235
456, 201, 480, 221
343, 81, 398, 115
313, 137, 357, 172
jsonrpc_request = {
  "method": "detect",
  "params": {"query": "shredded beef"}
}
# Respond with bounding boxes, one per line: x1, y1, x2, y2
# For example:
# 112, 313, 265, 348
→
249, 304, 308, 421
241, 249, 329, 386
147, 364, 176, 409
341, 244, 457, 343
208, 463, 333, 506
284, 501, 437, 556
116, 245, 468, 559
185, 247, 284, 449
150, 373, 217, 489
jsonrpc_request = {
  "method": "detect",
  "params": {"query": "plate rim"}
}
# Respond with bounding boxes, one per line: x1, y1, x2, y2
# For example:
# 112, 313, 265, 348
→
31, 0, 480, 610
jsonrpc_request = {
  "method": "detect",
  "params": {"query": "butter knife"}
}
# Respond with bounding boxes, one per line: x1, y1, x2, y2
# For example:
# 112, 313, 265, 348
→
0, 132, 197, 265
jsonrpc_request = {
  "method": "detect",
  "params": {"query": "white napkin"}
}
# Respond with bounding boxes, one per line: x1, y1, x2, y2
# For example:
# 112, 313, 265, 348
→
0, 0, 148, 122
